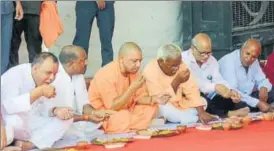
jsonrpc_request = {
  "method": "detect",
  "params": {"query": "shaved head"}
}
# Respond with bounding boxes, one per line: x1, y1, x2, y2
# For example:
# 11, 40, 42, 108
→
59, 45, 88, 75
242, 39, 262, 54
191, 33, 212, 51
118, 42, 143, 74
191, 33, 212, 64
119, 42, 142, 57
59, 45, 86, 64
240, 39, 262, 67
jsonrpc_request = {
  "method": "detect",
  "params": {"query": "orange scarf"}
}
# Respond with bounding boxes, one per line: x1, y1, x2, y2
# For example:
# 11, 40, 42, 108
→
40, 1, 63, 48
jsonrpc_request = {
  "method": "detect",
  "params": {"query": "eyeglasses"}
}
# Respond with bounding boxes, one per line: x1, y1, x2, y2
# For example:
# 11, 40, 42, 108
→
192, 44, 212, 56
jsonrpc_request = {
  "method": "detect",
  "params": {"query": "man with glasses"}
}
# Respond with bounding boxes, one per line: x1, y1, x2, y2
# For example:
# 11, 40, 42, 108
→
144, 43, 216, 125
219, 39, 274, 112
182, 33, 250, 118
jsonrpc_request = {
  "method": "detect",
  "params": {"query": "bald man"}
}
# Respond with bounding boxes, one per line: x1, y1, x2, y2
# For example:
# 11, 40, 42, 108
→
182, 33, 249, 118
36, 45, 106, 146
144, 43, 217, 124
84, 42, 162, 134
219, 39, 274, 113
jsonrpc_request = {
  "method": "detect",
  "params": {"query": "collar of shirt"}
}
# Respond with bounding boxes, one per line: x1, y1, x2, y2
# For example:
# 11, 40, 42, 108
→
187, 49, 212, 69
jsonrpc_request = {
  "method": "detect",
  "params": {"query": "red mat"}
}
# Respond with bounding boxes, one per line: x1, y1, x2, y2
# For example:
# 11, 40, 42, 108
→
68, 121, 274, 151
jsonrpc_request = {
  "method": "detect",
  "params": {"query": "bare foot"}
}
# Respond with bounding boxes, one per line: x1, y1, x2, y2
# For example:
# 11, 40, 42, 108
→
3, 146, 21, 151
228, 107, 250, 117
257, 101, 270, 113
14, 140, 36, 151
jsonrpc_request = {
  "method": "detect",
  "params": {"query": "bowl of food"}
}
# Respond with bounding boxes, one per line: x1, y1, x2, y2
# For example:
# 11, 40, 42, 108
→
242, 116, 252, 126
76, 141, 88, 149
177, 125, 187, 133
195, 125, 212, 131
263, 113, 273, 121
222, 123, 231, 131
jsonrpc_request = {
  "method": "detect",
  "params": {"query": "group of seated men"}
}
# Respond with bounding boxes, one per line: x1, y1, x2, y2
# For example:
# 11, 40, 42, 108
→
1, 33, 273, 151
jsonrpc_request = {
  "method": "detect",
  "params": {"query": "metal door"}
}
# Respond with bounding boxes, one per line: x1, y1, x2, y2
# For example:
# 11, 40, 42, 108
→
181, 1, 233, 59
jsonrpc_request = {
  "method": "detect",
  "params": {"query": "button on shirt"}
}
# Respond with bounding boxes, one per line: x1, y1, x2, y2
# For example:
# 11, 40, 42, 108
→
1, 1, 14, 15
218, 49, 272, 107
181, 49, 229, 99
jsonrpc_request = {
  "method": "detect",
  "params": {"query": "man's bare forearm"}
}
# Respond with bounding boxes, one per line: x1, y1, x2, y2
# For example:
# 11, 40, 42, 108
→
195, 106, 205, 115
30, 88, 42, 104
171, 79, 181, 93
73, 114, 85, 122
111, 87, 135, 110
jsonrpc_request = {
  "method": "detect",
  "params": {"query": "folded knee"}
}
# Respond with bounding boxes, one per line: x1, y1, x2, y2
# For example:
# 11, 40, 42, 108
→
179, 115, 199, 125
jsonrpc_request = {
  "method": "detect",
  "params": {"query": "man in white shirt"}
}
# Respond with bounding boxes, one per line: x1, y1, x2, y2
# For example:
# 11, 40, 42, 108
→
181, 33, 249, 117
219, 39, 274, 112
39, 45, 109, 144
1, 52, 68, 150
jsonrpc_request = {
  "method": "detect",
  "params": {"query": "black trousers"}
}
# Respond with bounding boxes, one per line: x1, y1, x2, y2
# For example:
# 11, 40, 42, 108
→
205, 94, 244, 118
9, 14, 42, 68
235, 88, 274, 112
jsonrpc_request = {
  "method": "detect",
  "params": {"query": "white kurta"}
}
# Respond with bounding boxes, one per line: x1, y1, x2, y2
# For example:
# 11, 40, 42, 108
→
1, 63, 72, 149
39, 64, 103, 143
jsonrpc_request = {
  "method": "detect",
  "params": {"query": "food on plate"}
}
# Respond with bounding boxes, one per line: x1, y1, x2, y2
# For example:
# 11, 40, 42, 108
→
133, 135, 151, 139
242, 116, 252, 126
262, 113, 273, 121
195, 125, 212, 131
222, 123, 231, 131
212, 122, 223, 129
104, 143, 126, 149
136, 130, 153, 136
228, 116, 242, 123
231, 122, 243, 129
91, 138, 132, 145
177, 125, 187, 133
157, 130, 176, 135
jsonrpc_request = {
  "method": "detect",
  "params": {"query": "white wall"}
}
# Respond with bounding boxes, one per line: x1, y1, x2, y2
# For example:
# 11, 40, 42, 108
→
19, 1, 184, 77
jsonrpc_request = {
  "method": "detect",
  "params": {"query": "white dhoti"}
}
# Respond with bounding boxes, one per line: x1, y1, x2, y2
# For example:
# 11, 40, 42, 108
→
6, 113, 73, 149
63, 121, 103, 140
29, 115, 73, 149
158, 97, 207, 125
159, 103, 199, 125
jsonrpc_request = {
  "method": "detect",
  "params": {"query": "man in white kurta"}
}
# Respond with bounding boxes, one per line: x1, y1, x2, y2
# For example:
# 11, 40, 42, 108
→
1, 52, 73, 150
39, 45, 106, 147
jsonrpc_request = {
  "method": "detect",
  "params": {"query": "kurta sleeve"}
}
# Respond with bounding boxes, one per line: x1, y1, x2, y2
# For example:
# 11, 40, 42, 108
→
134, 83, 149, 102
1, 78, 31, 114
178, 74, 205, 107
88, 76, 119, 110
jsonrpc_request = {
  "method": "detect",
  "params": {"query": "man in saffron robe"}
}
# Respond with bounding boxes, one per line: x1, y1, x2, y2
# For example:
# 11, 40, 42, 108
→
144, 44, 217, 125
84, 42, 167, 133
